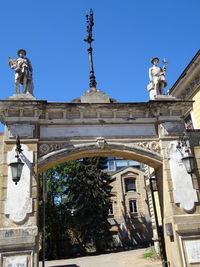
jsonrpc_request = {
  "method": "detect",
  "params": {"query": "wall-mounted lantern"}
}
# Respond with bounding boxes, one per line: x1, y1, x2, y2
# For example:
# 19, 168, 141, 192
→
181, 154, 195, 174
177, 133, 195, 174
9, 136, 24, 184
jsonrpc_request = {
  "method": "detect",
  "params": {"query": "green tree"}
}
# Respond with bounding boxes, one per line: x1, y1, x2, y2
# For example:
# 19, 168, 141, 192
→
39, 164, 73, 259
39, 157, 113, 259
66, 157, 114, 252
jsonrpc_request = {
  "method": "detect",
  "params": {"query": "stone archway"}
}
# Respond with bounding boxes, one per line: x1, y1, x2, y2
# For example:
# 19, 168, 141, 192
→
0, 97, 199, 267
37, 142, 163, 172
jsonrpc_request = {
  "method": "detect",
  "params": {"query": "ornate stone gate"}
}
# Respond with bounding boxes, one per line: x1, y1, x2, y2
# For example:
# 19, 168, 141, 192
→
0, 95, 199, 267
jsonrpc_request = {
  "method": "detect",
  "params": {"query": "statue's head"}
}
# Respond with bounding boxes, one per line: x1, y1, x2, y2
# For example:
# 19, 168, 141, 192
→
17, 49, 27, 57
151, 57, 159, 65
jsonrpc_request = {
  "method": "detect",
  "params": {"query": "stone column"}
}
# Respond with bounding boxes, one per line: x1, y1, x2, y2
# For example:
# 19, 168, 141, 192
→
158, 124, 200, 266
0, 140, 39, 267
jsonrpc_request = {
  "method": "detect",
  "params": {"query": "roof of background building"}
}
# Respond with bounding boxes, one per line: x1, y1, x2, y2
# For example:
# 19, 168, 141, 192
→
110, 166, 145, 176
169, 49, 200, 96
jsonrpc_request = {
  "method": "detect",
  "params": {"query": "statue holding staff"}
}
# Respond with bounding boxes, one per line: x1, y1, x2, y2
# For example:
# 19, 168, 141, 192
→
147, 57, 168, 99
8, 49, 34, 95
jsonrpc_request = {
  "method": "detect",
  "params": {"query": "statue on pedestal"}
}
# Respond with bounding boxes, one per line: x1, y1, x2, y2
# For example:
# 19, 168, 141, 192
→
147, 57, 168, 100
8, 49, 34, 95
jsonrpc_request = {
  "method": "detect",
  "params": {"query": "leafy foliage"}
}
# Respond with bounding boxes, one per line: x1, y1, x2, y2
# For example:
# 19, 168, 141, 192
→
66, 157, 114, 251
143, 246, 160, 259
39, 157, 113, 259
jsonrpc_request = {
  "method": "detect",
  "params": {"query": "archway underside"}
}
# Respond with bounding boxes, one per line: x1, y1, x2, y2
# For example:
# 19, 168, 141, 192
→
37, 144, 163, 173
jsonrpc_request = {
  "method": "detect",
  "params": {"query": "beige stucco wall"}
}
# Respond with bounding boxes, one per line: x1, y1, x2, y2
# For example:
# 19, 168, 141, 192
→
109, 167, 152, 246
190, 86, 200, 129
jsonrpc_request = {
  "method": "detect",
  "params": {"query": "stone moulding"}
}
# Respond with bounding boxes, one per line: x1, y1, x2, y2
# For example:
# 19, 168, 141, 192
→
40, 124, 157, 138
0, 249, 34, 267
38, 140, 161, 157
181, 73, 200, 99
0, 226, 38, 244
135, 141, 160, 153
8, 124, 35, 138
38, 141, 163, 173
0, 226, 38, 237
39, 143, 67, 156
0, 100, 193, 126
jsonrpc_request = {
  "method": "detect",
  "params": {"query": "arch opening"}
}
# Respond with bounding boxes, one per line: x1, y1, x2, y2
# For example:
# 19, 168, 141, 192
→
38, 154, 162, 261
37, 144, 163, 173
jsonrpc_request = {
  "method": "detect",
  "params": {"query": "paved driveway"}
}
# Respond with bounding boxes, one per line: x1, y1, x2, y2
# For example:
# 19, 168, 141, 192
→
40, 248, 162, 267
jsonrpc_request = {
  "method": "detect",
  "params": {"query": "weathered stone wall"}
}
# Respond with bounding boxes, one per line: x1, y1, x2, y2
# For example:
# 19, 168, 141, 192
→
0, 98, 199, 266
0, 138, 39, 267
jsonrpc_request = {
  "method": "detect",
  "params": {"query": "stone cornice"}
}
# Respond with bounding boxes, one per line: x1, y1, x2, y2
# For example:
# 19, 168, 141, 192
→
169, 50, 200, 99
180, 74, 200, 100
0, 100, 193, 125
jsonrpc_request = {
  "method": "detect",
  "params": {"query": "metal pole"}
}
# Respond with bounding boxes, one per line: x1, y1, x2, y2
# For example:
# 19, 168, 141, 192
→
42, 172, 46, 267
149, 178, 168, 267
87, 43, 96, 88
84, 8, 97, 89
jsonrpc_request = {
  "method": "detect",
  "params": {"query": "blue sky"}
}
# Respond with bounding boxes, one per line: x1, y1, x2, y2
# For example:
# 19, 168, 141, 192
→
0, 0, 199, 104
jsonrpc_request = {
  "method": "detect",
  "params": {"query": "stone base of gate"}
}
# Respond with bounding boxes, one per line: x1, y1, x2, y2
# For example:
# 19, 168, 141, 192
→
0, 226, 38, 267
164, 215, 200, 266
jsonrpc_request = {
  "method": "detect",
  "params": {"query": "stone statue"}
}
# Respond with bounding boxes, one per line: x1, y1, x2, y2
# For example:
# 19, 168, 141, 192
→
8, 49, 34, 95
147, 57, 168, 100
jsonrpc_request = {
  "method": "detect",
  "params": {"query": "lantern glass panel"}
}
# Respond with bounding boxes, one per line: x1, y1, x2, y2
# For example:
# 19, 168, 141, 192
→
9, 158, 24, 183
182, 155, 195, 174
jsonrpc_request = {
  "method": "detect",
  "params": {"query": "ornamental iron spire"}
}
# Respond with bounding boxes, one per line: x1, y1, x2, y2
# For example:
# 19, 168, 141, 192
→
84, 8, 97, 89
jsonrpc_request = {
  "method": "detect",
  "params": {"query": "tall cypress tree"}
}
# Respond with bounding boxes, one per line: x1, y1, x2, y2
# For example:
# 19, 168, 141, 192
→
39, 157, 114, 258
66, 157, 114, 252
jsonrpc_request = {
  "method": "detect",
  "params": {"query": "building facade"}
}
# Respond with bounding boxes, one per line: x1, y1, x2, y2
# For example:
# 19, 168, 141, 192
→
105, 158, 153, 247
169, 50, 200, 129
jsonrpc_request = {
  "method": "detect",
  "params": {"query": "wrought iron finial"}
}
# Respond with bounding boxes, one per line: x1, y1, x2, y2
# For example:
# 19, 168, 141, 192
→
84, 8, 97, 89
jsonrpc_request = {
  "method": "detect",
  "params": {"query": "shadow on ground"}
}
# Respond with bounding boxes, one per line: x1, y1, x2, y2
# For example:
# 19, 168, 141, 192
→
50, 265, 80, 267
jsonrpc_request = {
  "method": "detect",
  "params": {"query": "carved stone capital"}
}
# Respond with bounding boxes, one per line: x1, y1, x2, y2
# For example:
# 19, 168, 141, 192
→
135, 141, 160, 153
39, 143, 67, 156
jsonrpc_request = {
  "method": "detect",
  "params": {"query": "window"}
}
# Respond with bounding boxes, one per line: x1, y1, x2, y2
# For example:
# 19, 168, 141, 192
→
104, 157, 142, 171
116, 159, 128, 170
127, 160, 139, 167
104, 160, 115, 171
129, 200, 137, 213
108, 202, 114, 215
125, 178, 136, 192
